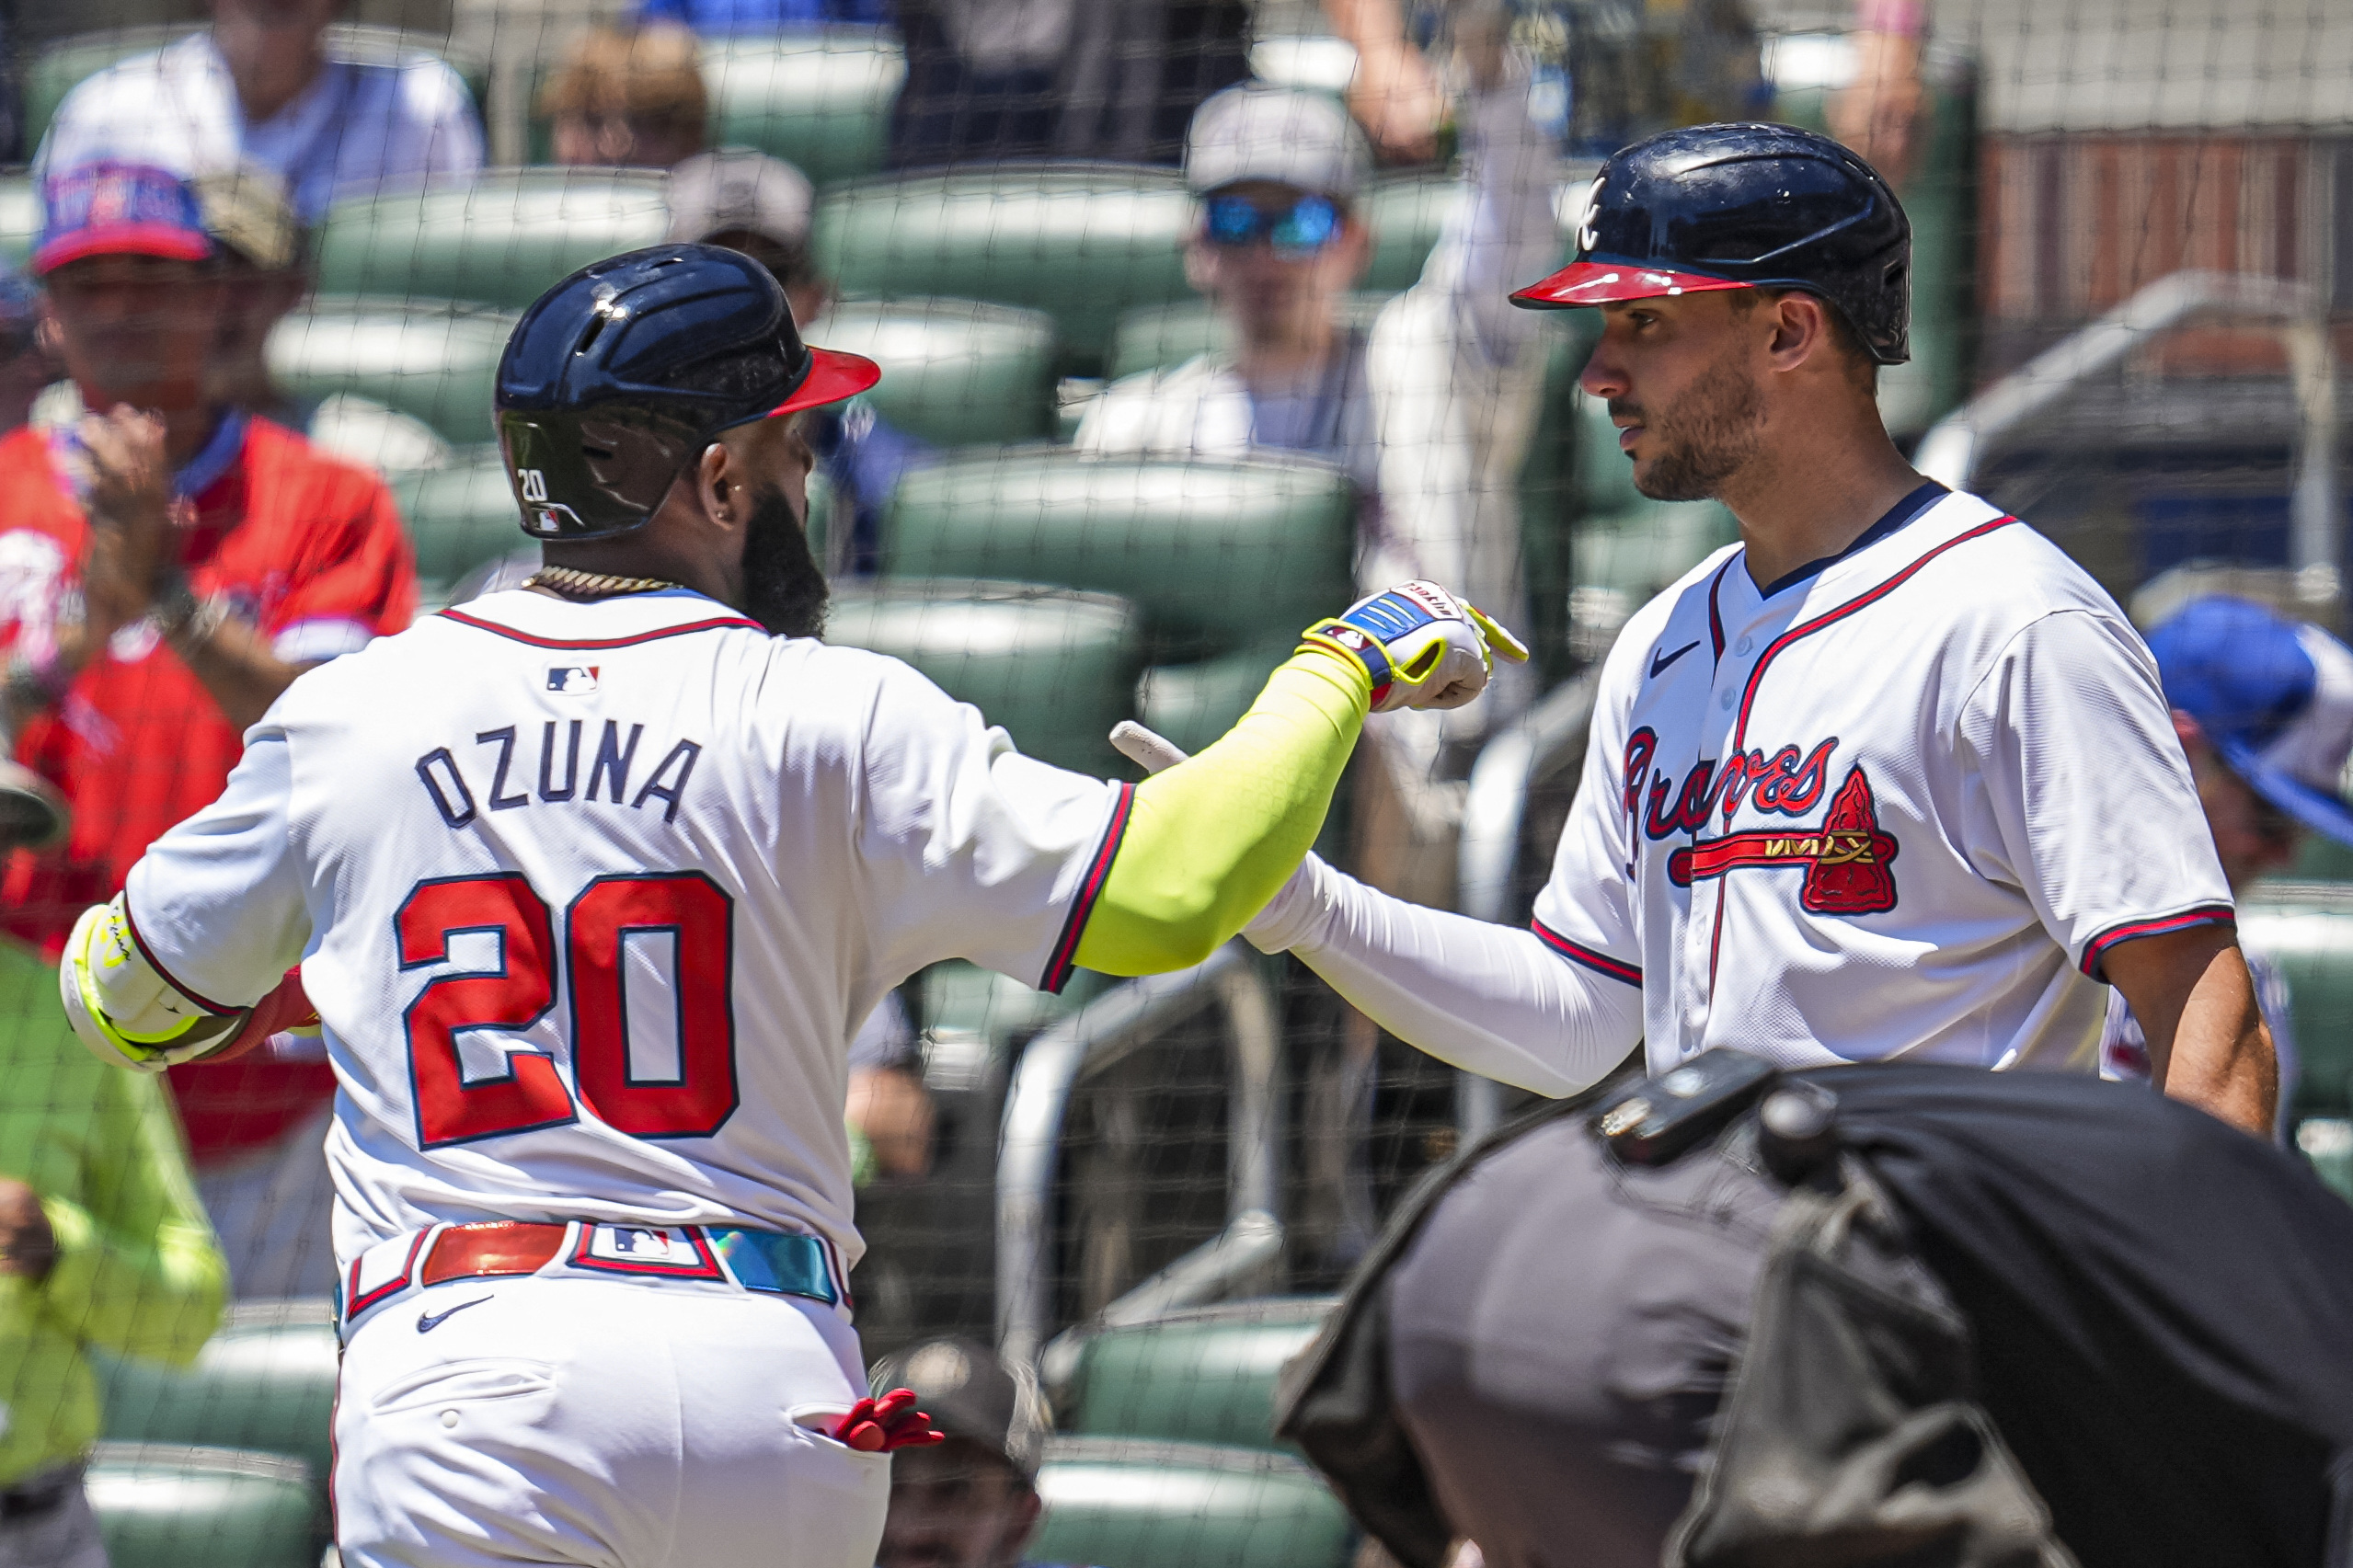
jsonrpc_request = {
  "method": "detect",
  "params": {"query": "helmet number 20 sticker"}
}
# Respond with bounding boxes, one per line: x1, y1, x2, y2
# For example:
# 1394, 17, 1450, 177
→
519, 468, 550, 503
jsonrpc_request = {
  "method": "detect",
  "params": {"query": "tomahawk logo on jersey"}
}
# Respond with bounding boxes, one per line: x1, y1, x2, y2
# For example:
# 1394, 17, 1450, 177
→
1532, 482, 2234, 1076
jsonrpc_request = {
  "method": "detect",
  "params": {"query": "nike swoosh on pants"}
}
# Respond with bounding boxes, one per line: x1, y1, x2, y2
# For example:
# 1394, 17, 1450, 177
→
417, 1295, 494, 1333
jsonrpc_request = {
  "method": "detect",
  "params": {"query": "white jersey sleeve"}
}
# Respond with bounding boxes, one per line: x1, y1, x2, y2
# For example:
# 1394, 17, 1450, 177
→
122, 727, 312, 1011
848, 656, 1128, 992
1956, 606, 2233, 978
1250, 853, 1644, 1094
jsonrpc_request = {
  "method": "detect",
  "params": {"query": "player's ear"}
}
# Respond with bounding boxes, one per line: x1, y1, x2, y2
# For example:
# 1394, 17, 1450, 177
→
693, 440, 738, 529
1765, 292, 1837, 376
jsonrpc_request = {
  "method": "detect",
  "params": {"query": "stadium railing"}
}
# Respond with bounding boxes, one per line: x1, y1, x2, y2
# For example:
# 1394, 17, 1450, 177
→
997, 943, 1283, 1367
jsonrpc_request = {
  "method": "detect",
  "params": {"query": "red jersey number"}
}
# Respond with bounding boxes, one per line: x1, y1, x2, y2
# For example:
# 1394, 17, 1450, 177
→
396, 873, 739, 1149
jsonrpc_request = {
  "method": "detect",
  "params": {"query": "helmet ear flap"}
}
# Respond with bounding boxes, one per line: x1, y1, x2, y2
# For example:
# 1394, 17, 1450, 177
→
501, 405, 705, 542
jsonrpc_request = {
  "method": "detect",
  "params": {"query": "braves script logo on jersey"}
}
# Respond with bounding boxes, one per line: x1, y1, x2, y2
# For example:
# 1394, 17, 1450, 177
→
1622, 727, 1839, 841
1668, 767, 1900, 914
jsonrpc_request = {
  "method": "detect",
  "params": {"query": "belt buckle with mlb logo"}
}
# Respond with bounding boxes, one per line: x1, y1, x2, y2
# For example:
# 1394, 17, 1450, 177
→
568, 1223, 725, 1280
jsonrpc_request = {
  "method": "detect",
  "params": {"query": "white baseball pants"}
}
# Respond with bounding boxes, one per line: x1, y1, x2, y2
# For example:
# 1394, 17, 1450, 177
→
333, 1275, 887, 1568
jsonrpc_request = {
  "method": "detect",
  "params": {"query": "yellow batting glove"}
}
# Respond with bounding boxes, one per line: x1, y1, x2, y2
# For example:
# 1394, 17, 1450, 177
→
1300, 580, 1529, 714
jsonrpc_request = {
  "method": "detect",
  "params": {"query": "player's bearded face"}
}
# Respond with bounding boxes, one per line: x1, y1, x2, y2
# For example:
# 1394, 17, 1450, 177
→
740, 478, 829, 639
1616, 341, 1767, 504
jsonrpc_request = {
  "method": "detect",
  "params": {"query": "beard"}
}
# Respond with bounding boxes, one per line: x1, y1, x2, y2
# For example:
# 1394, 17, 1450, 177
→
740, 483, 829, 639
1619, 348, 1767, 503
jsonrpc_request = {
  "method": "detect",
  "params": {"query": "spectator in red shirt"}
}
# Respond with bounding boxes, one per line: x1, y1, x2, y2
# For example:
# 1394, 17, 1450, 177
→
0, 160, 417, 1296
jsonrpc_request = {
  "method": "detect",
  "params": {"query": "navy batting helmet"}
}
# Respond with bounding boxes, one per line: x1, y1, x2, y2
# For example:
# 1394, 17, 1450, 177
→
1512, 123, 1911, 365
495, 243, 879, 542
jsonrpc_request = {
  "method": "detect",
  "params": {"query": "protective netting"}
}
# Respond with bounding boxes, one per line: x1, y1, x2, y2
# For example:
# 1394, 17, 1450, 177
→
0, 2, 2346, 1565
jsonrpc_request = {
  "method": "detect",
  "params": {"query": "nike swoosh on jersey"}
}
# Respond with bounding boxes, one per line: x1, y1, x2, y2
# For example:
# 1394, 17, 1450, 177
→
1649, 640, 1702, 679
417, 1295, 494, 1333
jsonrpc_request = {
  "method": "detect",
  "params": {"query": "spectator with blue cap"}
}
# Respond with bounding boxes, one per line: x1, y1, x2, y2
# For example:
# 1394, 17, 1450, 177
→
2102, 595, 2353, 1138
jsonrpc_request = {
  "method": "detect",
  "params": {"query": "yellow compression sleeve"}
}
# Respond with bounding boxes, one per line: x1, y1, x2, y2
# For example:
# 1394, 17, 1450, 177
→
1073, 648, 1371, 976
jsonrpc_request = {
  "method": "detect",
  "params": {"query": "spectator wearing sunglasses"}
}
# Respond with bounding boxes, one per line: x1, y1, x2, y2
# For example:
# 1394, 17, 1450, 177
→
2101, 595, 2353, 1140
1075, 42, 1559, 750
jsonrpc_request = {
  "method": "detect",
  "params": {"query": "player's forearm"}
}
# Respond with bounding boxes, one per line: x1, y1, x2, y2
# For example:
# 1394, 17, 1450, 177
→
2160, 949, 2277, 1138
1252, 856, 1643, 1095
1073, 652, 1369, 975
2107, 926, 2278, 1137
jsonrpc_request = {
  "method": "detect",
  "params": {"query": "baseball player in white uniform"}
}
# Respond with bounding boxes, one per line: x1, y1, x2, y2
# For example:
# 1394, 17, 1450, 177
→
1220, 125, 2277, 1136
53, 244, 1522, 1568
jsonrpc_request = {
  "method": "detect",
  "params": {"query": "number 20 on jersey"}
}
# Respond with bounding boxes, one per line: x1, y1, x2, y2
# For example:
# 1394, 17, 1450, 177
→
396, 871, 739, 1149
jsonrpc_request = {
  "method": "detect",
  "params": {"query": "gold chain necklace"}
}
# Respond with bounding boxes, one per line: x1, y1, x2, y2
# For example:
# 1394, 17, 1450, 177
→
523, 566, 685, 599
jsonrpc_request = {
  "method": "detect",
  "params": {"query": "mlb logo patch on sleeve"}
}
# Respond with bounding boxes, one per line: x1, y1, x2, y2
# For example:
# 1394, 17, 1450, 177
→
548, 667, 600, 694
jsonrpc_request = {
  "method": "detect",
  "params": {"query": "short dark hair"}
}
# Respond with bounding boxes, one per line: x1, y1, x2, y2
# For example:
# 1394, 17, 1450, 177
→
1732, 287, 1877, 389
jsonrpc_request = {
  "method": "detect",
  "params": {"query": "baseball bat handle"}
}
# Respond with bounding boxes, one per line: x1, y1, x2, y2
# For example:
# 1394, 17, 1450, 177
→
1109, 720, 1190, 775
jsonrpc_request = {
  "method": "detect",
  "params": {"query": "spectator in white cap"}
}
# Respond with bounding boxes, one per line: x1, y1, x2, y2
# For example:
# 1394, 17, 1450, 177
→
2103, 596, 2353, 1140
34, 0, 482, 226
1076, 37, 1560, 764
668, 146, 935, 578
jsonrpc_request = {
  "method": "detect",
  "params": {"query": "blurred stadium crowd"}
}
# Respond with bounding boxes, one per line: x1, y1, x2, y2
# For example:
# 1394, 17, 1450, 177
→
0, 0, 2346, 1564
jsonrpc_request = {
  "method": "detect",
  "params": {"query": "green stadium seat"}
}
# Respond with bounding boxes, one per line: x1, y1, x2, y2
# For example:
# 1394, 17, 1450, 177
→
1135, 643, 1290, 761
0, 176, 33, 269
24, 26, 488, 156
883, 452, 1353, 661
703, 29, 905, 188
825, 578, 1144, 778
1059, 1298, 1334, 1453
90, 1299, 339, 1489
816, 298, 1058, 447
314, 168, 671, 313
1029, 1436, 1354, 1568
2235, 884, 2353, 1120
811, 166, 1195, 372
390, 445, 527, 599
86, 1442, 320, 1568
269, 299, 517, 448
884, 452, 1350, 755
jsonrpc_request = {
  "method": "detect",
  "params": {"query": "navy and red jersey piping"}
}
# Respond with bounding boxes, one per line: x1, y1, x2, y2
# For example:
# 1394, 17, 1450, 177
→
120, 895, 240, 1015
1038, 782, 1137, 994
439, 608, 764, 649
1728, 516, 2018, 755
1705, 557, 1733, 663
1691, 512, 2020, 989
2079, 905, 2236, 979
1532, 919, 1642, 987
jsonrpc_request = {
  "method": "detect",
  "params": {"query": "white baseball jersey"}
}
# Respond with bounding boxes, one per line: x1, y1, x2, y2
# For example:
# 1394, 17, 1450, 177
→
1532, 482, 2233, 1075
121, 589, 1131, 1274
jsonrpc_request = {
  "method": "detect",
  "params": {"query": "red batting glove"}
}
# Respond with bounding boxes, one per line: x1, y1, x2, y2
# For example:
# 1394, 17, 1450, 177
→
829, 1388, 946, 1452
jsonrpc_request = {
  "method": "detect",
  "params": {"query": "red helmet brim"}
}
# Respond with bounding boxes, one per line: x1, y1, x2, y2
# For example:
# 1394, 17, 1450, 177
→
769, 347, 882, 418
1509, 260, 1751, 310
